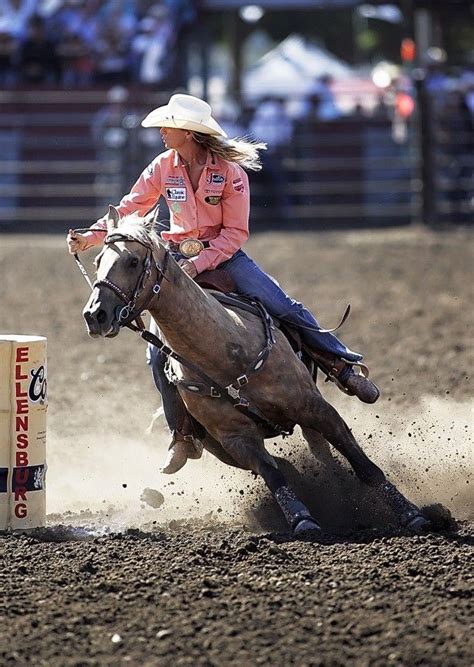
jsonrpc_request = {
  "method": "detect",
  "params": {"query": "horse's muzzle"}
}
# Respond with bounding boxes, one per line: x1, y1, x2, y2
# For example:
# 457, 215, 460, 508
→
83, 292, 120, 338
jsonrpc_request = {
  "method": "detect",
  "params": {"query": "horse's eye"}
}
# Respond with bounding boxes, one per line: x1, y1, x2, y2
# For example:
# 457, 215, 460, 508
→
130, 257, 139, 268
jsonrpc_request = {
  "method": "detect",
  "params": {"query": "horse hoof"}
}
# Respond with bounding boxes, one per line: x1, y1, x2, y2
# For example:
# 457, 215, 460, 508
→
293, 518, 322, 534
404, 514, 431, 533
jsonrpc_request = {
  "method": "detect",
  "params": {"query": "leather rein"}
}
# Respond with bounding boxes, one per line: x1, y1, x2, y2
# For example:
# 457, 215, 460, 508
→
75, 231, 291, 438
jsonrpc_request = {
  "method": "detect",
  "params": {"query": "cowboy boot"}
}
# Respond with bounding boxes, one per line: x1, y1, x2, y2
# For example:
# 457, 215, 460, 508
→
161, 431, 203, 474
306, 349, 380, 404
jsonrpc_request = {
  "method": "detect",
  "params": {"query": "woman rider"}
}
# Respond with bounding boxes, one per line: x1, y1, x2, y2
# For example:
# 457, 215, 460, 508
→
67, 94, 379, 474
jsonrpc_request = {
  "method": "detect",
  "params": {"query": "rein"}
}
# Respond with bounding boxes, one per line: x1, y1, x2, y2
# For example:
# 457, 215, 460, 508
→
71, 227, 107, 291
75, 230, 290, 437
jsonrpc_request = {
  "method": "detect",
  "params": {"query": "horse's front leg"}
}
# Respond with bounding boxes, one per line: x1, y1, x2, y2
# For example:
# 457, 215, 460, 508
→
300, 394, 430, 532
201, 433, 244, 469
220, 432, 321, 535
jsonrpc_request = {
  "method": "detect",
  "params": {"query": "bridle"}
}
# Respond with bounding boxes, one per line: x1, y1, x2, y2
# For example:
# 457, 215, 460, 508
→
92, 232, 169, 328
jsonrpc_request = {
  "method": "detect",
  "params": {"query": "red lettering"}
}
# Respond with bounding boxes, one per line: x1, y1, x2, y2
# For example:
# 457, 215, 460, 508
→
16, 433, 29, 449
16, 399, 28, 414
15, 382, 27, 398
16, 416, 28, 432
14, 504, 27, 518
14, 487, 27, 502
16, 347, 28, 363
15, 468, 29, 485
15, 365, 27, 381
16, 452, 28, 467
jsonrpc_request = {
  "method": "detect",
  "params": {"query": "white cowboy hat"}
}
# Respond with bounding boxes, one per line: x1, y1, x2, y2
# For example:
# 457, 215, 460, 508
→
141, 94, 227, 137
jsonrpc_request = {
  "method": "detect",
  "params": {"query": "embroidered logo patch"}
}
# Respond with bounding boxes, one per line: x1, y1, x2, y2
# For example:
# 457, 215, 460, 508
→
205, 196, 221, 205
166, 176, 185, 186
166, 187, 187, 201
207, 173, 225, 185
233, 178, 245, 193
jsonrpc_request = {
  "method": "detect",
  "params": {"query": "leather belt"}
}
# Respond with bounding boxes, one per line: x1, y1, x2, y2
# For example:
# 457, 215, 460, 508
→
167, 239, 210, 258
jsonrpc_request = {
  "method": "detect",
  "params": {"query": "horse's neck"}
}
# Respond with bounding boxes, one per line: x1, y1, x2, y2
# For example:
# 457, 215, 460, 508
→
148, 257, 240, 365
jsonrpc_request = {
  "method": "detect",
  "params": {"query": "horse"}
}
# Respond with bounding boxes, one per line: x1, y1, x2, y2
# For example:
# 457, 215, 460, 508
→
82, 206, 431, 535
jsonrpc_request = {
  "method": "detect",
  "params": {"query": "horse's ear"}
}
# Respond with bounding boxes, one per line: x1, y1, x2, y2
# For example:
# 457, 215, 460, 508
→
106, 205, 120, 233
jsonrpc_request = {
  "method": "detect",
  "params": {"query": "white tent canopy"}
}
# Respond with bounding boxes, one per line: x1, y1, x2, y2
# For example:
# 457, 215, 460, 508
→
242, 35, 353, 101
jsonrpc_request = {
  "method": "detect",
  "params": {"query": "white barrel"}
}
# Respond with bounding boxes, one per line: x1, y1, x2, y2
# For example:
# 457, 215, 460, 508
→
0, 335, 47, 530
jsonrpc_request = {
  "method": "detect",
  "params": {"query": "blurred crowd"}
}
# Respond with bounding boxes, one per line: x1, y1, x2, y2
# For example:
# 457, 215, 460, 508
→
0, 0, 195, 86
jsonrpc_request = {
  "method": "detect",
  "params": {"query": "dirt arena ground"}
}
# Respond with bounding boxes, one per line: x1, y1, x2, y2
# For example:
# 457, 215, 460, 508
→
0, 225, 472, 666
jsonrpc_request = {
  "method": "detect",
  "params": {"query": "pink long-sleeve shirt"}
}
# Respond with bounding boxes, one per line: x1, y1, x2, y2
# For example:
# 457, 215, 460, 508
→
87, 149, 250, 273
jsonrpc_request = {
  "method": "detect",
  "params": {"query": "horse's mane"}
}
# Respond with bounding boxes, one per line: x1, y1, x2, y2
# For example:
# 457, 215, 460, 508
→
116, 213, 162, 249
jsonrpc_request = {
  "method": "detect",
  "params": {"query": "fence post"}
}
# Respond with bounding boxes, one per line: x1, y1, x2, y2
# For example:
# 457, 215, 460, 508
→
414, 73, 436, 225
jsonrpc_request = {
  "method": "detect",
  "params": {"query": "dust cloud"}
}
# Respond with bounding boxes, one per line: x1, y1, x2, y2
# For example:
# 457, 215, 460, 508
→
45, 395, 473, 531
338, 395, 473, 519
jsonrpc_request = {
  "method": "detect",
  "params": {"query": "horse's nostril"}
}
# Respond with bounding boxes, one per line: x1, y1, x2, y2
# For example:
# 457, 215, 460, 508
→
97, 309, 108, 324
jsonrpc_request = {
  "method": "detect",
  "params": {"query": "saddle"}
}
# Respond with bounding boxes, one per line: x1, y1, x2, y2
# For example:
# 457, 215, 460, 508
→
195, 269, 237, 294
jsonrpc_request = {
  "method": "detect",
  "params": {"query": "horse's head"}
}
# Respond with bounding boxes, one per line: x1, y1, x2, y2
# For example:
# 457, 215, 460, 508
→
83, 205, 166, 338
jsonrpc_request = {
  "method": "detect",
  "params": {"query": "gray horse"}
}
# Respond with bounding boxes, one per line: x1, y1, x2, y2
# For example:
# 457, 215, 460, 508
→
83, 207, 430, 535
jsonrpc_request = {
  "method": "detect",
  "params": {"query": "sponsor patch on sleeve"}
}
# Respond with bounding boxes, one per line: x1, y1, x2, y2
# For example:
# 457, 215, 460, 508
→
166, 187, 187, 201
205, 196, 222, 205
207, 173, 225, 185
232, 177, 245, 193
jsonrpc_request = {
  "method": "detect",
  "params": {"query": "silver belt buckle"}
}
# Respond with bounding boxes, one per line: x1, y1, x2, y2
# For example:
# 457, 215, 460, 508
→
179, 238, 204, 258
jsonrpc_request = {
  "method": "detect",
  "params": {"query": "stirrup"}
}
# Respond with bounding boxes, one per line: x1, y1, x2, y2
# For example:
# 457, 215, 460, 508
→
349, 361, 370, 378
326, 359, 379, 403
323, 358, 354, 392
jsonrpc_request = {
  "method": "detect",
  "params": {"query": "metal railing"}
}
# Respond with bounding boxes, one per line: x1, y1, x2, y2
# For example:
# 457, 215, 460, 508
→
0, 87, 470, 231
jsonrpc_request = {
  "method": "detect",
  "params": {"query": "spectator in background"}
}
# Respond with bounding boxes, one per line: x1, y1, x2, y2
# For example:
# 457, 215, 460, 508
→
459, 64, 474, 119
249, 96, 293, 216
92, 85, 129, 207
424, 61, 449, 95
94, 22, 131, 84
249, 95, 293, 147
310, 74, 343, 122
57, 30, 93, 87
17, 15, 61, 84
100, 0, 137, 40
0, 29, 15, 85
0, 0, 37, 39
211, 96, 245, 138
56, 0, 102, 48
131, 3, 175, 87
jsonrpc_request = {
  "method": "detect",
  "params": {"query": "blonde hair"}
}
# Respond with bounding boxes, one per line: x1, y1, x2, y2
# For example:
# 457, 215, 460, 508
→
191, 132, 267, 172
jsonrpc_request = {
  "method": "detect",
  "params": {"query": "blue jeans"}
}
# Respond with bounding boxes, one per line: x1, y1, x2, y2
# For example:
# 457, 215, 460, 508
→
147, 317, 180, 432
221, 250, 362, 362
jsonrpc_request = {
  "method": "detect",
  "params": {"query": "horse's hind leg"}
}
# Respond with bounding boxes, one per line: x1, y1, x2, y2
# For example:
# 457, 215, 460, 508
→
301, 396, 430, 532
221, 433, 321, 534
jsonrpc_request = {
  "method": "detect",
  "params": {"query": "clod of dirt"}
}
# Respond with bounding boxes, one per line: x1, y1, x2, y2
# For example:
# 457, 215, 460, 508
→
140, 488, 165, 509
421, 503, 458, 531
